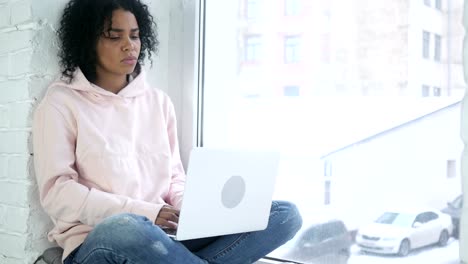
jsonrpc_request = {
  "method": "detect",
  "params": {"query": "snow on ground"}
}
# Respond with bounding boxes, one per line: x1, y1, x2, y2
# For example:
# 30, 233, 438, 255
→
349, 238, 460, 264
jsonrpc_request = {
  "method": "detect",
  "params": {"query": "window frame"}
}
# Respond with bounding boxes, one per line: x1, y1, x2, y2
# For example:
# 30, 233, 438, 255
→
284, 35, 301, 63
179, 1, 464, 263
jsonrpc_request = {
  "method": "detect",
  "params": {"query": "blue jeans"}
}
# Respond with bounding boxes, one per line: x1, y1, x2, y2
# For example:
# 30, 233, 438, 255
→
63, 200, 302, 264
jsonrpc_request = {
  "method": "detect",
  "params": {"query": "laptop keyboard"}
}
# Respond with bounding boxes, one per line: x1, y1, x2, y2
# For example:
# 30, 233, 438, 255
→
163, 228, 177, 236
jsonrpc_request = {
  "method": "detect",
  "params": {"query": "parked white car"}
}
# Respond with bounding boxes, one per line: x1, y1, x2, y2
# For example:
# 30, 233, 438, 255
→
355, 208, 453, 256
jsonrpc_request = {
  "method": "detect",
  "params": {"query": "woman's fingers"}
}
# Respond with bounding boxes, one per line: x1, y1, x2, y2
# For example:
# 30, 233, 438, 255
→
155, 206, 180, 229
156, 218, 178, 229
159, 211, 179, 223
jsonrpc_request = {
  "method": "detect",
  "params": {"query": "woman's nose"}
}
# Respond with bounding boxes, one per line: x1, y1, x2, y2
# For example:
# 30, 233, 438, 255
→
122, 37, 134, 51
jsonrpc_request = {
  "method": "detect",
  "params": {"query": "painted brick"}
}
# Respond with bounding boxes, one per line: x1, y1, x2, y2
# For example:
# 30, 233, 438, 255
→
0, 105, 8, 127
0, 30, 34, 54
0, 204, 5, 225
10, 0, 32, 25
0, 79, 30, 103
0, 4, 9, 28
8, 101, 33, 128
0, 53, 7, 76
7, 156, 29, 180
0, 257, 28, 264
29, 75, 52, 101
0, 156, 6, 178
1, 206, 29, 233
9, 49, 33, 76
0, 232, 28, 259
0, 131, 29, 154
0, 181, 29, 207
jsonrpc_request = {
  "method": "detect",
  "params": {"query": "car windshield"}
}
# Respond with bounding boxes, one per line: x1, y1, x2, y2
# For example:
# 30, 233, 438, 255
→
375, 212, 414, 227
452, 196, 463, 208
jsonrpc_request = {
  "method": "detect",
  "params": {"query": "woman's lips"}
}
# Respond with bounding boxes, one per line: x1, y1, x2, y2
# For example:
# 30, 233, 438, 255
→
122, 57, 137, 65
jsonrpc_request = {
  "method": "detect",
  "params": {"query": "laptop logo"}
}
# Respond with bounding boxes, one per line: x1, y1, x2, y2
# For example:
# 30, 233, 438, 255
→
221, 175, 246, 209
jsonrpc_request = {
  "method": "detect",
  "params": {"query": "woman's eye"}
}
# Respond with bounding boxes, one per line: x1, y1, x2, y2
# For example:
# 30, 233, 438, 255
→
131, 35, 140, 40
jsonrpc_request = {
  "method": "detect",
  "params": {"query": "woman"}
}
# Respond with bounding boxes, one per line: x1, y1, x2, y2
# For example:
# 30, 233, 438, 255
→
32, 0, 302, 263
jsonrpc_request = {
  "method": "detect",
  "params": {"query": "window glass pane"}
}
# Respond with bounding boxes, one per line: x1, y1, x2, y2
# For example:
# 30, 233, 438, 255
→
283, 85, 300, 96
245, 35, 261, 62
202, 0, 464, 263
435, 34, 442, 61
284, 0, 300, 16
423, 31, 430, 59
422, 84, 430, 97
434, 86, 442, 96
321, 33, 331, 63
447, 160, 457, 178
246, 0, 260, 19
284, 36, 301, 63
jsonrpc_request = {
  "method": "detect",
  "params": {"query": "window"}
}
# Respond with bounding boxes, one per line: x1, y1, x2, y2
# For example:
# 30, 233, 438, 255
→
424, 0, 431, 6
422, 85, 430, 97
324, 180, 331, 205
434, 34, 441, 61
200, 0, 462, 262
415, 212, 438, 223
324, 160, 332, 177
423, 31, 430, 59
245, 35, 261, 62
283, 85, 300, 96
246, 0, 260, 19
322, 1, 332, 21
284, 36, 300, 63
435, 0, 442, 10
321, 33, 331, 63
284, 0, 300, 16
447, 160, 456, 178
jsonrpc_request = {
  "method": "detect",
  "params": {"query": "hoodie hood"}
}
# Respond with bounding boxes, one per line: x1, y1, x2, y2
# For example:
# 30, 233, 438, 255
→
51, 67, 150, 99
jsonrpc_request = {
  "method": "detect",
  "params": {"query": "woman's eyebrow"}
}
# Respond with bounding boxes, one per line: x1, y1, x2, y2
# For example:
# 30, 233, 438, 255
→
109, 28, 140, 32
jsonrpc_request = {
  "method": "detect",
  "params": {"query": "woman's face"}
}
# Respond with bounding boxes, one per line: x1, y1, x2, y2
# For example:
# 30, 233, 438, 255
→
95, 9, 141, 81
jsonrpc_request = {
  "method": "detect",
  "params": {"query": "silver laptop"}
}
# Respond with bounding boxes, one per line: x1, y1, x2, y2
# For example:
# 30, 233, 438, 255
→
166, 147, 280, 241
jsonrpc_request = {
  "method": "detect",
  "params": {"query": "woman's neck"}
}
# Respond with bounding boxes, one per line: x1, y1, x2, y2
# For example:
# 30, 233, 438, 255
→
94, 75, 128, 94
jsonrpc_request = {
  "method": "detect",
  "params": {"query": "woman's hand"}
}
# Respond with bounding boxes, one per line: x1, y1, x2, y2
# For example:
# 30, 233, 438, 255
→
155, 205, 179, 230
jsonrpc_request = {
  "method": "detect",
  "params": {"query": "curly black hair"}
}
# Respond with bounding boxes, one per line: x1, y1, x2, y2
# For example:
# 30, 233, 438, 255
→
57, 0, 159, 82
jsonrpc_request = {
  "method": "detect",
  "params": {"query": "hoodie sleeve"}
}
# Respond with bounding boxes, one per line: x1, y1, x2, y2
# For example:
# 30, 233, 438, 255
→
33, 100, 163, 226
163, 97, 186, 209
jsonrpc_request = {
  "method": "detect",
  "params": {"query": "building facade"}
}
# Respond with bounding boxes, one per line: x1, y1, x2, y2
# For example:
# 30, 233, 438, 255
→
237, 0, 465, 97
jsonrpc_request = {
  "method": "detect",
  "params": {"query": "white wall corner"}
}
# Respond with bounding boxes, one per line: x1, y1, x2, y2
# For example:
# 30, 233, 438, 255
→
460, 0, 468, 263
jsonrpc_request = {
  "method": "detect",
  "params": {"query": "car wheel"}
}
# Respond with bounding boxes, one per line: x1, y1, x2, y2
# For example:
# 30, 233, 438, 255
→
398, 239, 411, 257
339, 248, 350, 259
438, 230, 449, 247
453, 227, 459, 239
453, 220, 460, 239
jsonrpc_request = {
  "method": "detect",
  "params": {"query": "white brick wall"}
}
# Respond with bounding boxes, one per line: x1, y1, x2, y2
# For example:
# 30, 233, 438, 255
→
0, 0, 58, 262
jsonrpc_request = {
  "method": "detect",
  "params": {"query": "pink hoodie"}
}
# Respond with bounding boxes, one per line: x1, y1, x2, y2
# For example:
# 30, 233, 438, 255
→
32, 68, 186, 259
